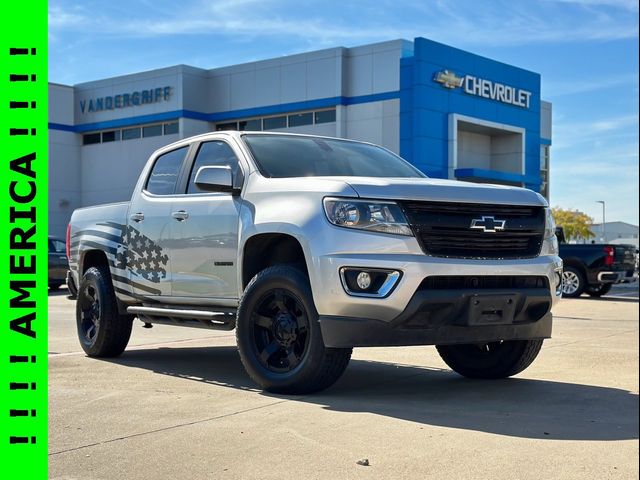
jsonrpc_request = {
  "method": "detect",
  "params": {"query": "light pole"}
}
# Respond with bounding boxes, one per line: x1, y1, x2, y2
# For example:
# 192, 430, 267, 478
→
596, 200, 606, 242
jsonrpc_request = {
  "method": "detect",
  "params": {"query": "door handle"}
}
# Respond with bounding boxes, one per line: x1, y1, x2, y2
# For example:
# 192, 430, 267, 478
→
171, 210, 189, 221
130, 212, 144, 222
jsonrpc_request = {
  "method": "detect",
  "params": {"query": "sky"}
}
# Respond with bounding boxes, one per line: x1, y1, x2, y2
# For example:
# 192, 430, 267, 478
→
48, 0, 640, 225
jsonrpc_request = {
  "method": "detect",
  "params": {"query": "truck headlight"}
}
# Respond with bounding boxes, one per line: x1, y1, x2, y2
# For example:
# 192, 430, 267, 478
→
323, 198, 413, 236
544, 208, 556, 239
542, 208, 559, 255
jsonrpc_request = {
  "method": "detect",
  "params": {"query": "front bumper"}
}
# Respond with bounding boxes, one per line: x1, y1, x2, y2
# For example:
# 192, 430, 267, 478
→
311, 252, 563, 322
320, 287, 552, 347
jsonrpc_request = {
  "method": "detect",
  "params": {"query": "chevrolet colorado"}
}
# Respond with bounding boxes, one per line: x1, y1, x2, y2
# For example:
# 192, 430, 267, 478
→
68, 132, 562, 393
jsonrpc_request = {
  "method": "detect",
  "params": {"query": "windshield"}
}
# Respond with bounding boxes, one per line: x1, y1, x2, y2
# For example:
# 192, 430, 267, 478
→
243, 134, 426, 179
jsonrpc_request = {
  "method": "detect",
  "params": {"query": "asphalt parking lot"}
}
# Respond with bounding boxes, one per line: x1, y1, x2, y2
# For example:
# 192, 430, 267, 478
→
49, 285, 639, 480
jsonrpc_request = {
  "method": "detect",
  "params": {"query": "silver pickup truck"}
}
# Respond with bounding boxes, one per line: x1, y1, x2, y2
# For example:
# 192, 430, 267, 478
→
68, 131, 562, 393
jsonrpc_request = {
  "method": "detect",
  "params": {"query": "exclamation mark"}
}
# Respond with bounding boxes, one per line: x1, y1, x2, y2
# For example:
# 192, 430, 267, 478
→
9, 409, 36, 417
9, 436, 36, 444
9, 382, 36, 390
9, 74, 36, 82
10, 101, 36, 109
9, 355, 36, 363
9, 48, 36, 55
9, 128, 36, 136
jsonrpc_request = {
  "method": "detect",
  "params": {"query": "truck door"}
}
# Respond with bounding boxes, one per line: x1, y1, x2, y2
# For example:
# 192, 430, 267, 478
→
126, 145, 190, 298
167, 140, 243, 299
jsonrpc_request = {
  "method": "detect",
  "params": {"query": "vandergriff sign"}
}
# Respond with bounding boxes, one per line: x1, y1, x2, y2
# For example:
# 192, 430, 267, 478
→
79, 86, 173, 114
434, 70, 532, 109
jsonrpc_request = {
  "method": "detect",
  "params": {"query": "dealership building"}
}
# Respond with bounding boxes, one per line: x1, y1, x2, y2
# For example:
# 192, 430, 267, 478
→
48, 37, 552, 237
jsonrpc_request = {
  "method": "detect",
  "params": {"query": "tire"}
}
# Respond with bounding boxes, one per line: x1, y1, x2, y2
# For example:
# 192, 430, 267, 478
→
76, 265, 133, 357
562, 266, 586, 298
436, 339, 544, 379
585, 283, 613, 297
49, 283, 62, 290
236, 265, 352, 394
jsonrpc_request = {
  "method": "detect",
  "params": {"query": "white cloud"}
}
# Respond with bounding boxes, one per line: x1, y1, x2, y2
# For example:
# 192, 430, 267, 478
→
48, 0, 639, 47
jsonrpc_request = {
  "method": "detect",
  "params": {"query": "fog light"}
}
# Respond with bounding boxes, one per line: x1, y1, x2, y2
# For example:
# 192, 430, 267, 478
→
356, 271, 372, 290
339, 267, 402, 298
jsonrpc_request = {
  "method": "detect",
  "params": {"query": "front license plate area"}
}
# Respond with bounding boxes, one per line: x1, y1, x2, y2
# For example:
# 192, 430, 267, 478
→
467, 294, 517, 325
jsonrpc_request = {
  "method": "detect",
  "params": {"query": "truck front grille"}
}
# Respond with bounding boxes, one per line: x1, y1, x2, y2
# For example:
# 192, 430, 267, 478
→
400, 201, 545, 259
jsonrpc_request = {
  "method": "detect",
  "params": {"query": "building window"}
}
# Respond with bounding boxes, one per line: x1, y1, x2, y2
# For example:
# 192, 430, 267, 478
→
82, 132, 101, 145
288, 112, 313, 127
239, 118, 262, 131
263, 115, 287, 130
216, 122, 238, 131
122, 127, 141, 140
164, 122, 179, 135
143, 124, 163, 138
101, 130, 120, 143
315, 109, 336, 124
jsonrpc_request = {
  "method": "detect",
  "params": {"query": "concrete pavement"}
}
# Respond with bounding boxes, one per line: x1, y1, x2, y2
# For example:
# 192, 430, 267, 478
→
48, 287, 639, 479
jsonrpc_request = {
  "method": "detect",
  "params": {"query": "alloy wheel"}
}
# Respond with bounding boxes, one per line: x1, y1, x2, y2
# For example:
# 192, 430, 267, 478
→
562, 270, 580, 295
251, 288, 310, 373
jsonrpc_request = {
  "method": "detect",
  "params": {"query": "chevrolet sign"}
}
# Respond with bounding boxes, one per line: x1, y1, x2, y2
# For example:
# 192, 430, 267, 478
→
434, 70, 532, 109
434, 70, 463, 89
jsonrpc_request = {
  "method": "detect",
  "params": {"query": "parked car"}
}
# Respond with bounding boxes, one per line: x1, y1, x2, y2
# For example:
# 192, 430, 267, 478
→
68, 132, 562, 394
556, 227, 637, 298
48, 236, 68, 290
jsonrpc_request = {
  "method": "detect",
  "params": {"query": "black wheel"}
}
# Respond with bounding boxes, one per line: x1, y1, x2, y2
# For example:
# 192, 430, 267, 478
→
49, 283, 62, 290
76, 265, 133, 357
585, 283, 613, 297
236, 265, 352, 394
561, 266, 586, 298
436, 339, 543, 379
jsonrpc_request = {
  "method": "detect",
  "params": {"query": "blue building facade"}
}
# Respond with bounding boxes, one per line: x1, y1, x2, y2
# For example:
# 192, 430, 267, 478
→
400, 38, 551, 192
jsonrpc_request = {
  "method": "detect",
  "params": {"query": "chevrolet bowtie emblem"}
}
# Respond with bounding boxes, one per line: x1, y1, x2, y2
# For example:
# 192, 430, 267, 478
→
470, 216, 506, 233
434, 70, 464, 89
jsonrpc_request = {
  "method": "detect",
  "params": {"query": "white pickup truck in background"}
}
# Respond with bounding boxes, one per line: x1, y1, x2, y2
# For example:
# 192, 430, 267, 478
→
68, 131, 562, 394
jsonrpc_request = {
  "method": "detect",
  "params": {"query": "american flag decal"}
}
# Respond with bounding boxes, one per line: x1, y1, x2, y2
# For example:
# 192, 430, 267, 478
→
123, 225, 169, 283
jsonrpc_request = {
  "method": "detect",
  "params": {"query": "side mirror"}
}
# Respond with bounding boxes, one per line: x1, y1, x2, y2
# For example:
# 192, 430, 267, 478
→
194, 166, 238, 194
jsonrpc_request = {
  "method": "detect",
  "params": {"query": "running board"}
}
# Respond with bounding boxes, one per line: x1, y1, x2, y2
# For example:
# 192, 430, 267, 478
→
127, 306, 236, 331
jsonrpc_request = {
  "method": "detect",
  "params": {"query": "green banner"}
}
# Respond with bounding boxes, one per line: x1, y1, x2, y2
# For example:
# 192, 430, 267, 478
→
0, 1, 48, 477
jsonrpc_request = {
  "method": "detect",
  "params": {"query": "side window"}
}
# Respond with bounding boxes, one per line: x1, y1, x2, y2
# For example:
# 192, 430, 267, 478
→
186, 141, 242, 194
145, 146, 188, 195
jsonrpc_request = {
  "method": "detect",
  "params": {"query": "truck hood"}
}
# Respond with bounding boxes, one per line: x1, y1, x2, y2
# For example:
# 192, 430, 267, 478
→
337, 177, 547, 206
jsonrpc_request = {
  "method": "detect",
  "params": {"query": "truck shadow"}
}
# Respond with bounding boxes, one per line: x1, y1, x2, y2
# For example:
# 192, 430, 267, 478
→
104, 345, 639, 442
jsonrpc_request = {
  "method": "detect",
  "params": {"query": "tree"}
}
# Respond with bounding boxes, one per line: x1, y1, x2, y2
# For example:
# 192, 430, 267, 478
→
551, 207, 595, 242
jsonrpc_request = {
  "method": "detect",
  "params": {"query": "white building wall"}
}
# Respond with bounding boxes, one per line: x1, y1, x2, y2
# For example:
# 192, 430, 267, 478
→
344, 99, 399, 153
49, 84, 80, 237
79, 135, 176, 207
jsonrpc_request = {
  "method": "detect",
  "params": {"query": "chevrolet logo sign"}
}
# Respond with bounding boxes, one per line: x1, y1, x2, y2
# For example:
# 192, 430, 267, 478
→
470, 216, 506, 233
434, 70, 464, 89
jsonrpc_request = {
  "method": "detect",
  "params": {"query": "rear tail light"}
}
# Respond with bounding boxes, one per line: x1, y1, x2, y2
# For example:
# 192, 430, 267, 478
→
65, 223, 71, 259
604, 246, 614, 266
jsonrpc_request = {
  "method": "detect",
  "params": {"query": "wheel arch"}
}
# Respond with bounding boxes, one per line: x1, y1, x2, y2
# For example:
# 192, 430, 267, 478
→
78, 249, 129, 314
241, 233, 310, 289
562, 259, 588, 280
